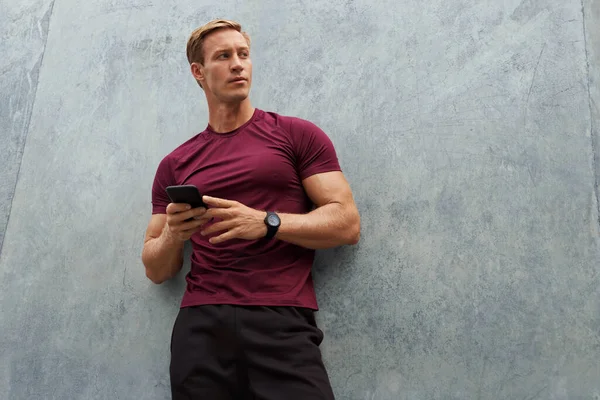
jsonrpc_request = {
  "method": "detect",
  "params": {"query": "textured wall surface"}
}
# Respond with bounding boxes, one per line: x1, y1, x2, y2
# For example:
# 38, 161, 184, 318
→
585, 0, 600, 233
1, 0, 599, 399
0, 0, 54, 253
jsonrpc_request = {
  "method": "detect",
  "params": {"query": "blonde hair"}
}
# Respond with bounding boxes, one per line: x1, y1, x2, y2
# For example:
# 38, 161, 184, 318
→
186, 19, 251, 66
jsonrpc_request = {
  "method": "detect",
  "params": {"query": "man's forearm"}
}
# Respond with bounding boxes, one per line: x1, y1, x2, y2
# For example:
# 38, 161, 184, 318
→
142, 227, 185, 284
275, 202, 360, 249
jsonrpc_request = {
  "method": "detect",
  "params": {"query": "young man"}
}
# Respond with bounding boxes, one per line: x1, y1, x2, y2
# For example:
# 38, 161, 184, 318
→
142, 19, 360, 400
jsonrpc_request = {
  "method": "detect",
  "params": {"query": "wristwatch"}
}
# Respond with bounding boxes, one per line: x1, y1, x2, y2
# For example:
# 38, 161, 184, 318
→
264, 211, 281, 240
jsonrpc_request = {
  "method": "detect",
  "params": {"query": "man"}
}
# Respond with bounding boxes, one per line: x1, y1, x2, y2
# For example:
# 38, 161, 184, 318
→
141, 19, 360, 400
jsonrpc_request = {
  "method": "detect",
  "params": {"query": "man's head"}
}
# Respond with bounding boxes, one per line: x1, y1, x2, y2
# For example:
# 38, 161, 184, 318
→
186, 19, 252, 103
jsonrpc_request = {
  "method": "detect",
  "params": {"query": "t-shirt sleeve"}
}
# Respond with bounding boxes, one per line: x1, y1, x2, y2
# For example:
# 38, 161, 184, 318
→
151, 155, 175, 214
289, 117, 342, 180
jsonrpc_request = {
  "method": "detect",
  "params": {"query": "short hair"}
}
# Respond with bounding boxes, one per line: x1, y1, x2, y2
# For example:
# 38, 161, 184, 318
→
186, 19, 251, 65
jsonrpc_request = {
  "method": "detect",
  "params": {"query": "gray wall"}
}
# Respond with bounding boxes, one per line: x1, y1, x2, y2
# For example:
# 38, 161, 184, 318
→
1, 0, 599, 399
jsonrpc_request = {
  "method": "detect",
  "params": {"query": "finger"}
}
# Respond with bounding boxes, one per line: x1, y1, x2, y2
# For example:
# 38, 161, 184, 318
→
171, 208, 207, 223
203, 208, 232, 220
172, 213, 208, 229
201, 220, 236, 236
209, 229, 238, 244
180, 226, 202, 236
190, 207, 208, 219
175, 219, 204, 232
167, 203, 192, 214
202, 195, 235, 208
194, 216, 213, 226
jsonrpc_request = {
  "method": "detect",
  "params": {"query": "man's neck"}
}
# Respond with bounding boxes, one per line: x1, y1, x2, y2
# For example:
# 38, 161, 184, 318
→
207, 100, 255, 133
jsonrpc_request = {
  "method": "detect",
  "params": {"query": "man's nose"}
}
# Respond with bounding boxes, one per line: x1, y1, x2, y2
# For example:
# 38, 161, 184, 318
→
230, 55, 243, 71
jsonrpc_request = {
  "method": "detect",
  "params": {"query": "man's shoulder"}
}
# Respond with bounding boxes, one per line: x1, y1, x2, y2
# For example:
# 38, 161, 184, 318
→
153, 131, 207, 177
258, 109, 321, 134
161, 131, 205, 160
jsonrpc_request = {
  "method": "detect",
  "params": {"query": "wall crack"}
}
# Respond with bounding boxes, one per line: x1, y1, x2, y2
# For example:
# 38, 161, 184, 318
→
0, 0, 56, 257
581, 0, 600, 230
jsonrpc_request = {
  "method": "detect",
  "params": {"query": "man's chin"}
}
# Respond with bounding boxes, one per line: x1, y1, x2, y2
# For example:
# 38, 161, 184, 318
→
220, 90, 250, 103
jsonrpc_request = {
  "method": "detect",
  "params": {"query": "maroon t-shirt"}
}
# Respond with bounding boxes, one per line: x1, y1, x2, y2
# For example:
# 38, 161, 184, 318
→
151, 108, 341, 310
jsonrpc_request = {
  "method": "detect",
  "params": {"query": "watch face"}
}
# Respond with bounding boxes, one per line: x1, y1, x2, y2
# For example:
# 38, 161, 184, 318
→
267, 214, 280, 226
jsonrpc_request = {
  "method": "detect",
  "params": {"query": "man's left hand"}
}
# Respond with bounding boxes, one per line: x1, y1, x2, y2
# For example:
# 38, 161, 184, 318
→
200, 196, 267, 244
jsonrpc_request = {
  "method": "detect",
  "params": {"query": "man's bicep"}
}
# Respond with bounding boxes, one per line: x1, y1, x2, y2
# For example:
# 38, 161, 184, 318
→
302, 171, 356, 208
144, 213, 167, 243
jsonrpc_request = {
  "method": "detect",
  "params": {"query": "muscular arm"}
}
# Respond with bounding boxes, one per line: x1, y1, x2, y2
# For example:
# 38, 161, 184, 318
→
275, 171, 361, 249
201, 171, 360, 250
141, 204, 208, 284
141, 214, 185, 284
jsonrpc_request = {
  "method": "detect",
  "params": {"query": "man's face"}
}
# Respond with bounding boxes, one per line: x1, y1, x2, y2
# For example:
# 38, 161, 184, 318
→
194, 29, 252, 103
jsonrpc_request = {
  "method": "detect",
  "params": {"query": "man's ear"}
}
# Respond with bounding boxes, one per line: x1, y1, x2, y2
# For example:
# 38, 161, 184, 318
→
191, 62, 204, 85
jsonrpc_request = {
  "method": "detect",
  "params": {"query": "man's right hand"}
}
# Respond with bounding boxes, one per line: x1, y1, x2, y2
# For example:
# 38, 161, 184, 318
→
164, 203, 211, 242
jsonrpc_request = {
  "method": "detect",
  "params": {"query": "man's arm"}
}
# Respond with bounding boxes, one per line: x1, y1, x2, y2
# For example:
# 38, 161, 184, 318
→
142, 214, 184, 284
275, 171, 360, 249
200, 171, 360, 250
141, 204, 209, 284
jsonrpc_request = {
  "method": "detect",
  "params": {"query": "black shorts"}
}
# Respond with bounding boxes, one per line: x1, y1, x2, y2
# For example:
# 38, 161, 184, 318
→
169, 304, 335, 400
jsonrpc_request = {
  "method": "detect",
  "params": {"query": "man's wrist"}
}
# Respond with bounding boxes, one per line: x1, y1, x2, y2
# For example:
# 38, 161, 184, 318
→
257, 210, 268, 237
263, 211, 281, 240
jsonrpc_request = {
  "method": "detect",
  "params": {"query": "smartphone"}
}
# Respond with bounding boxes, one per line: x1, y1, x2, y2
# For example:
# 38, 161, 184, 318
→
165, 185, 207, 209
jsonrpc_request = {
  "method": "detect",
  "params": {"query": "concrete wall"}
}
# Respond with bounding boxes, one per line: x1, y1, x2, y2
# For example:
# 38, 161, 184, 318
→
1, 0, 599, 398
